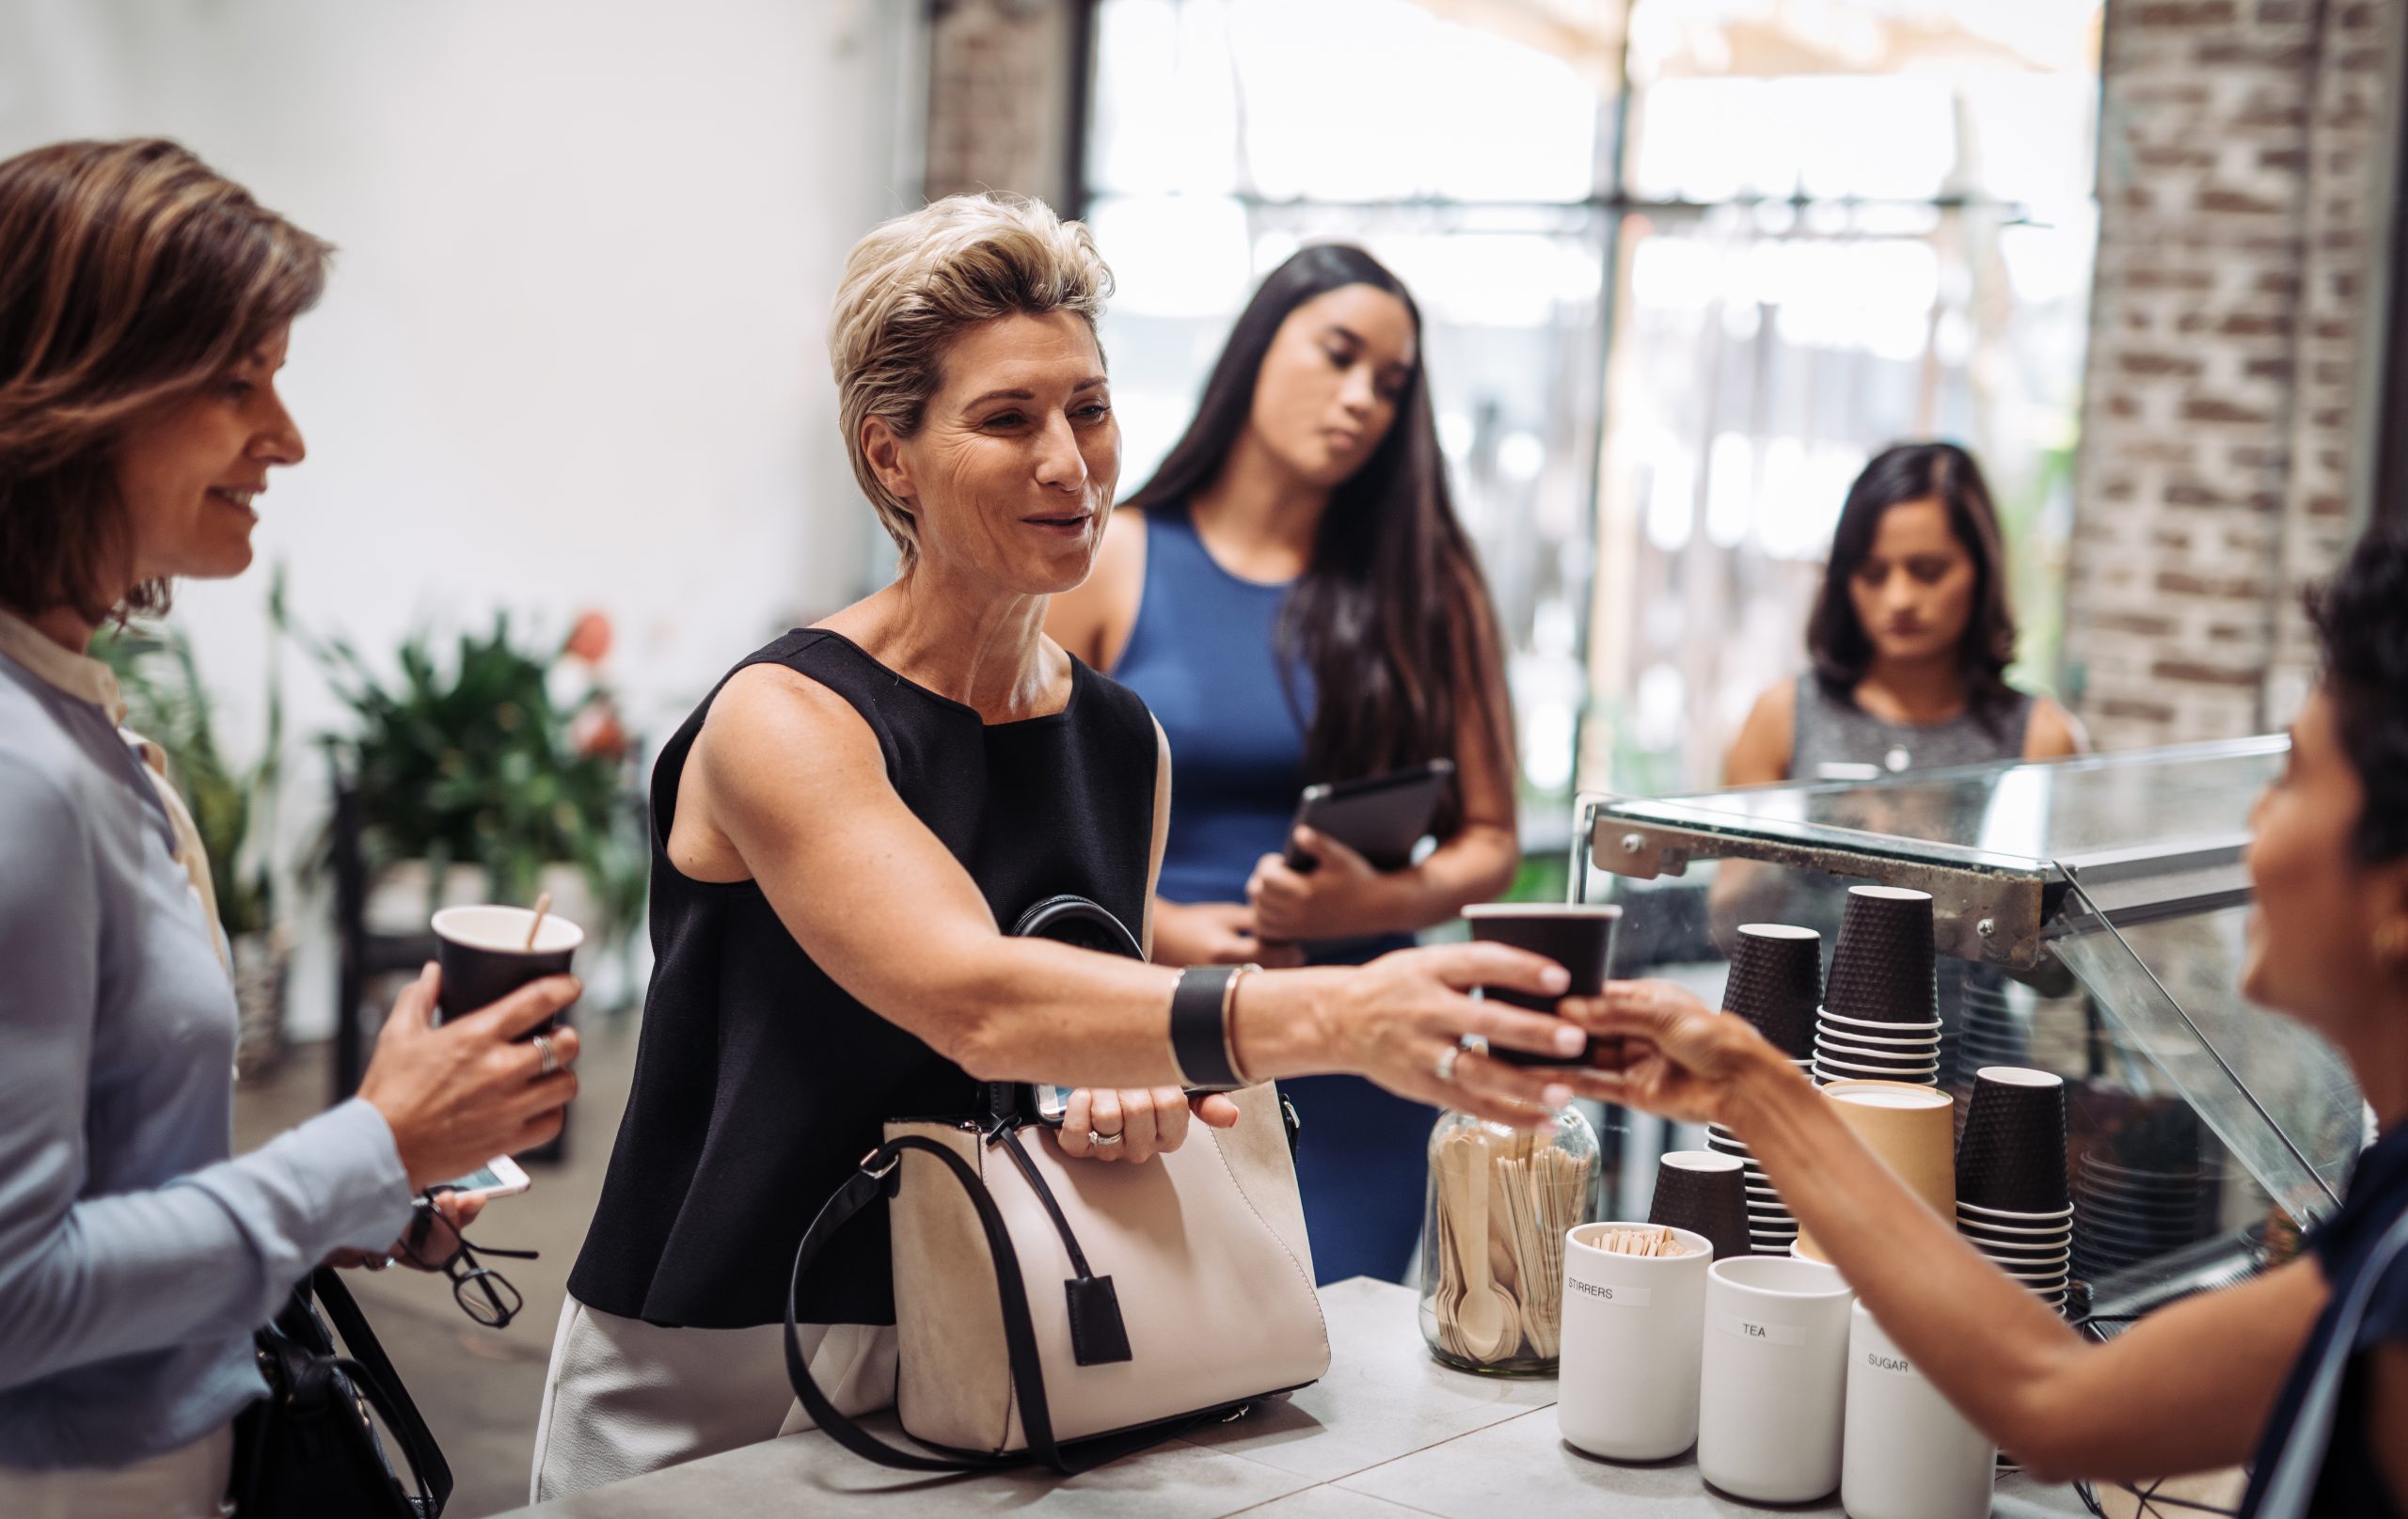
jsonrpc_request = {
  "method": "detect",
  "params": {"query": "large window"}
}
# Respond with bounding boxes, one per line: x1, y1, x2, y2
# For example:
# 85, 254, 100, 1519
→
1083, 0, 2100, 815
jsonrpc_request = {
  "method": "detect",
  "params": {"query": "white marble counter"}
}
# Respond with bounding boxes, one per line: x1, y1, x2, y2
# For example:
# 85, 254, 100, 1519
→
493, 1279, 2090, 1517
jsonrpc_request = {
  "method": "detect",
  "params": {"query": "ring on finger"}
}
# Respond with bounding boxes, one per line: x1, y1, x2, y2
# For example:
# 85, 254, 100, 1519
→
1086, 1129, 1124, 1148
1434, 1043, 1463, 1084
533, 1032, 559, 1077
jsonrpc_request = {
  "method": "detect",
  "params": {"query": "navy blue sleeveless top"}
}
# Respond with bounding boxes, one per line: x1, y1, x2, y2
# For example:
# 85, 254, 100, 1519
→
2239, 1121, 2408, 1516
1113, 506, 1317, 907
568, 629, 1160, 1329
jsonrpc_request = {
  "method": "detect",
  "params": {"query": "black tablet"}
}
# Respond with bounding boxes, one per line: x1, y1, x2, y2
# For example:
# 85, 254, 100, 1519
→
1283, 759, 1457, 874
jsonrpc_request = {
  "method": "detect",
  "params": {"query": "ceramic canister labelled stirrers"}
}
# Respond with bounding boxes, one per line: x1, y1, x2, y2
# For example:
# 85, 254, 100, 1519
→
1823, 885, 1939, 1025
1557, 1224, 1713, 1461
1842, 1301, 1996, 1519
1794, 1082, 1955, 1264
1724, 924, 1823, 1059
1697, 1256, 1857, 1504
1649, 1150, 1751, 1261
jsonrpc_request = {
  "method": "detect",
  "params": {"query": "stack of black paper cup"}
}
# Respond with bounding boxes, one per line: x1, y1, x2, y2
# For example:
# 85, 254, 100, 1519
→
2073, 1099, 2222, 1281
1814, 886, 1941, 1087
1711, 923, 1820, 1253
1956, 975, 2032, 1071
1647, 1149, 1751, 1261
1954, 1067, 2073, 1314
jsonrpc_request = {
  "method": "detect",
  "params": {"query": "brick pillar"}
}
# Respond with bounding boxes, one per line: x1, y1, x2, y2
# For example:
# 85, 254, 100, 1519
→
2067, 0, 2404, 748
922, 0, 1082, 208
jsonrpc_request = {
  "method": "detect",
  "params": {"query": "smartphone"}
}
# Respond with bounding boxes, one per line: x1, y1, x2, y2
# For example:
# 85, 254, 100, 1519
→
1283, 760, 1456, 874
1035, 1085, 1074, 1125
436, 1155, 531, 1201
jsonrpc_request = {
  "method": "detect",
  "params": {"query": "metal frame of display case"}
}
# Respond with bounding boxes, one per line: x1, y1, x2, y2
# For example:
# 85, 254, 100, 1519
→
1578, 736, 2282, 971
1570, 741, 2282, 973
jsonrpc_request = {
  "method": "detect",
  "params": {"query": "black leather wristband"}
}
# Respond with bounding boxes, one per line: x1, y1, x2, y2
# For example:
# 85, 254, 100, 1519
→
1170, 964, 1244, 1090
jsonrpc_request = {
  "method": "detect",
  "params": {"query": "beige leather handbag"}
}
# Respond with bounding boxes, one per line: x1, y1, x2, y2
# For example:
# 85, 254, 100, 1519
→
784, 898, 1330, 1474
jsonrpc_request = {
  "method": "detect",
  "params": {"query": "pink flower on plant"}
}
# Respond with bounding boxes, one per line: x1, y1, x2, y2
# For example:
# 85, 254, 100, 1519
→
563, 610, 613, 665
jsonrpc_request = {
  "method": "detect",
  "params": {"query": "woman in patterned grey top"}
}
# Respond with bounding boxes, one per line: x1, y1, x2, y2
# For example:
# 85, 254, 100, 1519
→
1724, 441, 2083, 788
1712, 444, 2087, 1065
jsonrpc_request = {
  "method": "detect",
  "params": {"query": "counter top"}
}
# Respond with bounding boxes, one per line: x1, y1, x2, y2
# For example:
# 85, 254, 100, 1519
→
494, 1278, 2090, 1518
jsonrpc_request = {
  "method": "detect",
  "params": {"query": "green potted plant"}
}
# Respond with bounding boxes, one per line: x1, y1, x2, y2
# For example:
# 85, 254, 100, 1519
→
93, 568, 293, 1075
309, 610, 646, 992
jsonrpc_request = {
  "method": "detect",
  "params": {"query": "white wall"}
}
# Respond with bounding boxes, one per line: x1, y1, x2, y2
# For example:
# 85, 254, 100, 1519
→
1, 0, 923, 1033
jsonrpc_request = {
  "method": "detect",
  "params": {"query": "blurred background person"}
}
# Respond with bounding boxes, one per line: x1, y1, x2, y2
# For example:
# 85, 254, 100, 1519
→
1709, 442, 2087, 1070
1049, 245, 1518, 1286
0, 138, 579, 1516
1723, 440, 2083, 792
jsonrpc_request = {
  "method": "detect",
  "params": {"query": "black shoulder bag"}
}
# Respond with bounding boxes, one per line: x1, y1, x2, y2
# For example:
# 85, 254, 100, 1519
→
230, 1266, 452, 1518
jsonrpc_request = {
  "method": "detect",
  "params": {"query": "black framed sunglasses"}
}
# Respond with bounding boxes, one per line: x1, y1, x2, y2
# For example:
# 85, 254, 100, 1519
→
398, 1189, 538, 1328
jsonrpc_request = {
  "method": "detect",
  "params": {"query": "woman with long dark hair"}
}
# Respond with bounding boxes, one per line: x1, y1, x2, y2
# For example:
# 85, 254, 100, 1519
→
1049, 244, 1517, 1284
1725, 440, 2083, 788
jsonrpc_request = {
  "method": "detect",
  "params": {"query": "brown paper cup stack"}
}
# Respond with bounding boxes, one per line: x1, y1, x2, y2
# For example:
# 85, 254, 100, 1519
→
1794, 1081, 1955, 1263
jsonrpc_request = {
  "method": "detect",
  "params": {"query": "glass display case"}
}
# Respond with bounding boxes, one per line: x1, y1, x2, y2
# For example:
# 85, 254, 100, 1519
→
1577, 736, 2368, 1313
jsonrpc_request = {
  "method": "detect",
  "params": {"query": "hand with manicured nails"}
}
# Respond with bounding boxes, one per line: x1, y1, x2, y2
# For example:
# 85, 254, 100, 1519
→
1246, 827, 1390, 942
1307, 941, 1593, 1127
1551, 978, 1782, 1127
356, 963, 583, 1190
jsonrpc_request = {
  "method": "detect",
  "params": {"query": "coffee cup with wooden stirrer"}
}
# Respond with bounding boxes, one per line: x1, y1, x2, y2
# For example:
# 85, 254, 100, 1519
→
432, 893, 584, 1034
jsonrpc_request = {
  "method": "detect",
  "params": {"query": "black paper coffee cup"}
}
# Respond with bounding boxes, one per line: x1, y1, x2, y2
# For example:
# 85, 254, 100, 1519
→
1465, 902, 1620, 1067
432, 905, 583, 1036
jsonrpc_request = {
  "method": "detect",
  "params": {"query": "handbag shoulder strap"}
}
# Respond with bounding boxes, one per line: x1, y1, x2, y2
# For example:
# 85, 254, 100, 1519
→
2254, 1205, 2408, 1519
306, 1269, 455, 1511
784, 1135, 1064, 1472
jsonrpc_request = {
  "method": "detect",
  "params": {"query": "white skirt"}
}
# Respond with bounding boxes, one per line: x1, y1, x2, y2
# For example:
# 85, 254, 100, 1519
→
0, 1424, 233, 1519
529, 1293, 896, 1503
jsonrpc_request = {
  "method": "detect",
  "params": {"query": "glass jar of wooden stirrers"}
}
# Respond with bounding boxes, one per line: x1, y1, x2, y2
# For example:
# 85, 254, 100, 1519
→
1418, 1104, 1601, 1375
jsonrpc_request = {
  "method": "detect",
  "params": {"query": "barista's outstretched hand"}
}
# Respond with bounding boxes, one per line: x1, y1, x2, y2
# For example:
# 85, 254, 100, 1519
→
1560, 979, 1777, 1127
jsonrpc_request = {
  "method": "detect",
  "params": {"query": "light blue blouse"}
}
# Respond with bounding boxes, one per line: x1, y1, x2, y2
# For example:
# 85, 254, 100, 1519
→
0, 613, 413, 1470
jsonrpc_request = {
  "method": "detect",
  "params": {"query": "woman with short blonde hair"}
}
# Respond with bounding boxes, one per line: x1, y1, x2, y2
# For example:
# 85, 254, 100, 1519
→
535, 193, 1592, 1497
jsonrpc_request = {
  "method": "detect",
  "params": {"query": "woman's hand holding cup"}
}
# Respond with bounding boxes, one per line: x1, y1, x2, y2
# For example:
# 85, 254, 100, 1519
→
357, 963, 583, 1190
1324, 942, 1595, 1125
